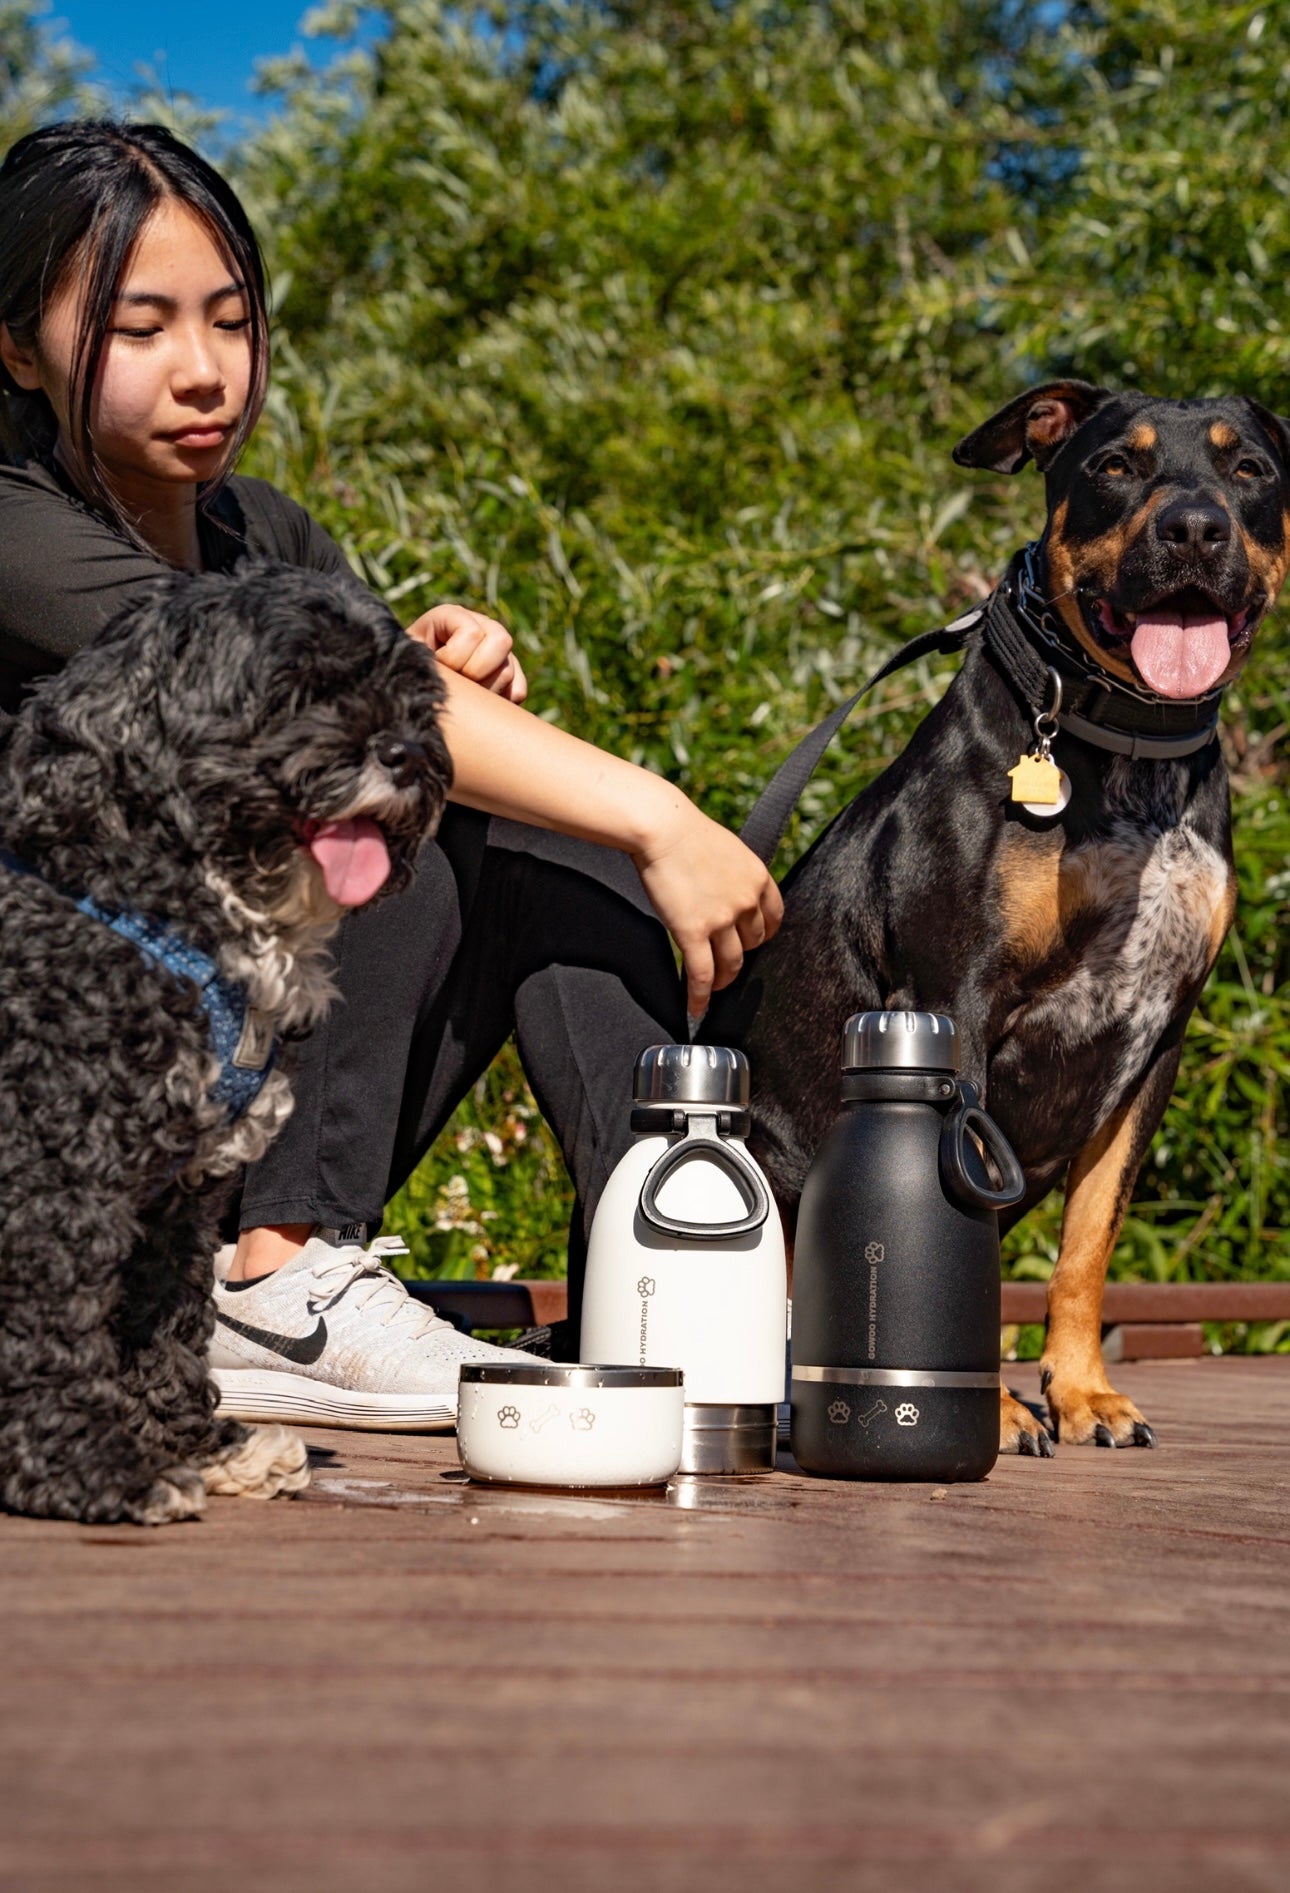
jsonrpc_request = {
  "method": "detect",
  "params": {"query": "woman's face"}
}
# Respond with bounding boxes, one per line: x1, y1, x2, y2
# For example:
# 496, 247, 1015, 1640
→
9, 195, 255, 501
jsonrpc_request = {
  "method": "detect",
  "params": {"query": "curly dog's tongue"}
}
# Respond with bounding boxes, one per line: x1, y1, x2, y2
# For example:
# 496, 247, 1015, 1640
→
1131, 603, 1231, 698
307, 818, 390, 905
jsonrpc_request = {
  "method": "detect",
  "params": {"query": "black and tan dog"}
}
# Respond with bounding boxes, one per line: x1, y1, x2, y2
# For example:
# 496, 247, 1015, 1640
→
713, 382, 1288, 1454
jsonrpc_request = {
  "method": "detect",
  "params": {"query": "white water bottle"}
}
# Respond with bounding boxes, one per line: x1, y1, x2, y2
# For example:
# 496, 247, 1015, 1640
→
580, 1045, 787, 1473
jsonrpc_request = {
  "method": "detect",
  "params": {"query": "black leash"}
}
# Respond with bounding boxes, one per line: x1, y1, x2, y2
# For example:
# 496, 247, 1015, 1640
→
738, 609, 985, 866
740, 551, 1225, 869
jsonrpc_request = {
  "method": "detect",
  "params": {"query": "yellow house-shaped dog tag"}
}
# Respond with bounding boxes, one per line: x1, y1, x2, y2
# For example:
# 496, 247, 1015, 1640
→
1007, 753, 1062, 807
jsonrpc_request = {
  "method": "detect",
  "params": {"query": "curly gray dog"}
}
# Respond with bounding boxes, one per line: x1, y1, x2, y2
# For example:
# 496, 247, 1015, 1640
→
0, 561, 449, 1524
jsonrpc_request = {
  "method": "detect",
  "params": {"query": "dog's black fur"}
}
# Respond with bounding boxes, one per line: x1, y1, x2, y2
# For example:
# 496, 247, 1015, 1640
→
0, 561, 448, 1523
710, 383, 1290, 1454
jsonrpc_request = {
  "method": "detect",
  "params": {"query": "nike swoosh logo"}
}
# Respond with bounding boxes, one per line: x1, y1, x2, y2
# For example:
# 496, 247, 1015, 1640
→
216, 1310, 328, 1366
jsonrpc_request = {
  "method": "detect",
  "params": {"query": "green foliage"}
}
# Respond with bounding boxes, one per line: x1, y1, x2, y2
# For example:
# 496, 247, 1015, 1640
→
0, 2, 88, 140
387, 1043, 571, 1281
10, 3, 1289, 1305
991, 2, 1290, 393
233, 1, 1289, 1304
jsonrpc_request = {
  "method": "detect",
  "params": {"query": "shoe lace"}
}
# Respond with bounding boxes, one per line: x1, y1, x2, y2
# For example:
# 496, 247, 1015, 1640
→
306, 1236, 455, 1337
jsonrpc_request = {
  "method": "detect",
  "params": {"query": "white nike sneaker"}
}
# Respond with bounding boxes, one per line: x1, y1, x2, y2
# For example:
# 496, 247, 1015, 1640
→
209, 1235, 537, 1431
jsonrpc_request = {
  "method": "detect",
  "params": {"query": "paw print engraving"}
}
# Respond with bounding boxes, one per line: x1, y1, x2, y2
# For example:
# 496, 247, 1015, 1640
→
827, 1399, 851, 1425
637, 1276, 656, 1297
569, 1408, 596, 1432
497, 1405, 521, 1429
894, 1402, 920, 1427
864, 1241, 885, 1265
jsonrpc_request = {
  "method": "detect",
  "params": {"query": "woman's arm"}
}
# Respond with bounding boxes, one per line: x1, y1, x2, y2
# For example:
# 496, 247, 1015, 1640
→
435, 667, 782, 1017
0, 473, 774, 1008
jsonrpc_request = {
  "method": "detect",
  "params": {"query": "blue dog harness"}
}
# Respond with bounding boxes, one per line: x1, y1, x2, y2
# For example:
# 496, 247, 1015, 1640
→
0, 848, 277, 1121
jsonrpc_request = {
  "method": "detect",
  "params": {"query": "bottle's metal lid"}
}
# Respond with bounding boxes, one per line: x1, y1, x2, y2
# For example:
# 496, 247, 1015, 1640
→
633, 1043, 751, 1106
842, 1010, 960, 1074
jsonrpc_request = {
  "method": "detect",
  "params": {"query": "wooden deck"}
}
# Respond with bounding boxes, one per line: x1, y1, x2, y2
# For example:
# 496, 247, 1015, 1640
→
2, 1358, 1288, 1892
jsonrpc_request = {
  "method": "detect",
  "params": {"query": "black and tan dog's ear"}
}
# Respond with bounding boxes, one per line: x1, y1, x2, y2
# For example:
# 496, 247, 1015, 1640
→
953, 381, 1115, 474
1245, 400, 1290, 469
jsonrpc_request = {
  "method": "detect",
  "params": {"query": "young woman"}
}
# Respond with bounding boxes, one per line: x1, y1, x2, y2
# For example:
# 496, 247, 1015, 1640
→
0, 119, 781, 1427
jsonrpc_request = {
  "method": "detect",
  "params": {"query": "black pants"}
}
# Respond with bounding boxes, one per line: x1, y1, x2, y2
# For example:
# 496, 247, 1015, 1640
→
237, 807, 686, 1305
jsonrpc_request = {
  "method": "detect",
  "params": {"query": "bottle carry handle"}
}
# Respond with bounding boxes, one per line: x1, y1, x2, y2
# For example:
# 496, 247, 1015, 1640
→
939, 1081, 1027, 1211
638, 1114, 771, 1240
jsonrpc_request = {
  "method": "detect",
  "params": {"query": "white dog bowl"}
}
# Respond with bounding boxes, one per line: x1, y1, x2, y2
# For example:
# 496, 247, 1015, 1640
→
456, 1363, 685, 1489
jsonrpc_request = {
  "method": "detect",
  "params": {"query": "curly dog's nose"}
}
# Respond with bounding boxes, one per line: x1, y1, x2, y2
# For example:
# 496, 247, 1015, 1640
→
373, 736, 427, 786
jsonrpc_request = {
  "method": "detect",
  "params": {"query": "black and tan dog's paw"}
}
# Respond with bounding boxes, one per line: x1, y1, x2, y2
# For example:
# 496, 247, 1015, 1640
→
999, 1388, 1055, 1457
1041, 1367, 1156, 1448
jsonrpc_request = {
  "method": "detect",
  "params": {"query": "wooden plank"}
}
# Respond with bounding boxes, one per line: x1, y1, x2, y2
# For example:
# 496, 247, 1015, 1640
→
404, 1279, 549, 1329
406, 1278, 568, 1329
0, 1360, 1288, 1893
416, 1279, 1290, 1336
1103, 1322, 1205, 1362
524, 1280, 568, 1327
1003, 1282, 1290, 1324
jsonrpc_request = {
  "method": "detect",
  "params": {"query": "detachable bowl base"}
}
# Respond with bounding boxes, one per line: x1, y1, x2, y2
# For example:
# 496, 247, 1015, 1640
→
679, 1402, 777, 1474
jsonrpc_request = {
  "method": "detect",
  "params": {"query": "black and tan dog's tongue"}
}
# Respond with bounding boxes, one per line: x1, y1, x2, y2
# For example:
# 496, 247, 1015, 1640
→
1131, 604, 1230, 698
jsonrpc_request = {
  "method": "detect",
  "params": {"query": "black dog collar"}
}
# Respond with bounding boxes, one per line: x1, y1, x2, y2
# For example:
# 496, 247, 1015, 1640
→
989, 545, 1223, 761
739, 544, 1227, 868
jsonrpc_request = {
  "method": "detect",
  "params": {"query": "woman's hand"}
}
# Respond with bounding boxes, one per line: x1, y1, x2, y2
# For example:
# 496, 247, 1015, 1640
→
433, 670, 782, 1016
629, 787, 783, 1019
407, 602, 528, 703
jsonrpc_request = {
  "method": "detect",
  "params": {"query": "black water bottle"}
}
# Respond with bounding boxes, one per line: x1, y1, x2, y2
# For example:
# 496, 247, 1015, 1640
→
790, 1010, 1025, 1482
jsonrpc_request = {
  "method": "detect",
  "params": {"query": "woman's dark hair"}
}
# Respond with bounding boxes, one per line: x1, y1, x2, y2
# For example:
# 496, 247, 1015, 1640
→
0, 119, 269, 539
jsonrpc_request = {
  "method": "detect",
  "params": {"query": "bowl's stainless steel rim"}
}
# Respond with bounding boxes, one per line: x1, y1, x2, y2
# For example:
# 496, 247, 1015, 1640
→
679, 1401, 777, 1474
460, 1362, 684, 1390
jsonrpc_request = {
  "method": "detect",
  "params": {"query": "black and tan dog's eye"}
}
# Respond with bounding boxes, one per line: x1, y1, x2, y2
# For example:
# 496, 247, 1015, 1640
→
1234, 457, 1267, 479
1098, 453, 1131, 476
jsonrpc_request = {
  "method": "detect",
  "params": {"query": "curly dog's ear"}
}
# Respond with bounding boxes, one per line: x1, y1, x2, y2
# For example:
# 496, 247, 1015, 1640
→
0, 595, 176, 847
3, 702, 132, 845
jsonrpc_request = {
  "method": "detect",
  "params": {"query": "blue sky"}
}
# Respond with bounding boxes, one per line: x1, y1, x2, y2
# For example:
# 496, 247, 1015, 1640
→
50, 2, 377, 126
